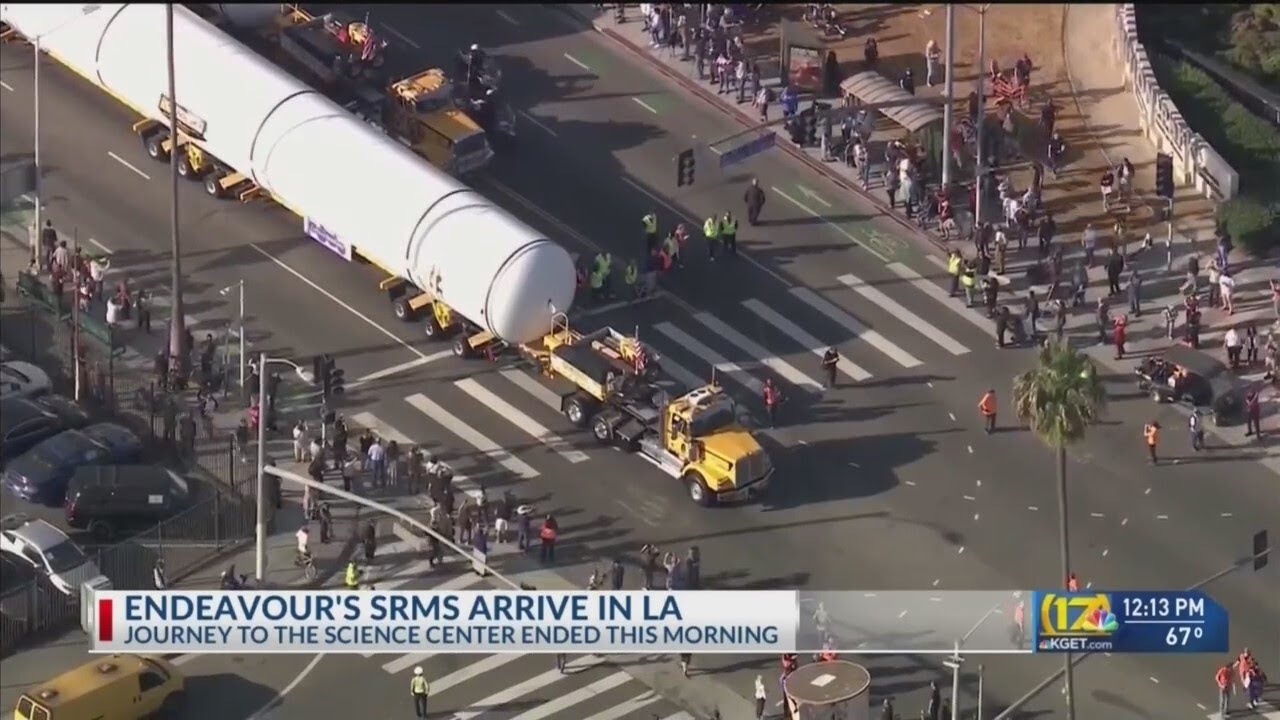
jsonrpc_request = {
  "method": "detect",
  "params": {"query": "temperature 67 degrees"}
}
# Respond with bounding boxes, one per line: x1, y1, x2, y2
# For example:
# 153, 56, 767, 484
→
1166, 625, 1204, 646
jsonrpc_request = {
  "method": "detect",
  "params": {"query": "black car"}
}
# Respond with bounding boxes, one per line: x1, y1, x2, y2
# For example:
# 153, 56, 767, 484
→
2, 423, 143, 506
0, 395, 90, 463
65, 465, 194, 541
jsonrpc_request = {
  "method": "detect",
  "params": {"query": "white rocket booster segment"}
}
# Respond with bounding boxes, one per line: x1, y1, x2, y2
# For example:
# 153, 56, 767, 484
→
0, 3, 576, 344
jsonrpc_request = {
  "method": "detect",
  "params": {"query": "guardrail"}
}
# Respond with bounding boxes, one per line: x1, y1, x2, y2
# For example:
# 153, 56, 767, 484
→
1114, 4, 1239, 201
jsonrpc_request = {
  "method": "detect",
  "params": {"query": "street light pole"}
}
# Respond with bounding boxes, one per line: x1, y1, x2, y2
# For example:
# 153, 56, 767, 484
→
255, 351, 267, 582
973, 5, 987, 230
32, 36, 41, 266
164, 3, 187, 380
942, 3, 955, 188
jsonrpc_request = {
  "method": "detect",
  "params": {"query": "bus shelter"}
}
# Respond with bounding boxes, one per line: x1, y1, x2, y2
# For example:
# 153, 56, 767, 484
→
840, 71, 945, 176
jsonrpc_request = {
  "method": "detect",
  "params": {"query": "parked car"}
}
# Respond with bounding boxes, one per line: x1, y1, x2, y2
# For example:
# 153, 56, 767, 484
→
66, 465, 195, 541
0, 552, 36, 590
0, 394, 90, 463
0, 515, 101, 596
2, 423, 143, 505
0, 361, 51, 400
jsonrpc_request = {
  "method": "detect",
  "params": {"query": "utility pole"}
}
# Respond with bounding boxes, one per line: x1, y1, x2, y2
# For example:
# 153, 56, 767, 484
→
942, 3, 955, 188
165, 3, 187, 381
977, 664, 985, 720
255, 351, 267, 582
71, 228, 81, 401
32, 37, 42, 267
945, 643, 963, 720
973, 6, 987, 230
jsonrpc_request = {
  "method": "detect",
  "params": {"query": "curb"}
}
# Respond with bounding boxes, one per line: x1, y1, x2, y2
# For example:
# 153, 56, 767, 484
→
573, 10, 953, 260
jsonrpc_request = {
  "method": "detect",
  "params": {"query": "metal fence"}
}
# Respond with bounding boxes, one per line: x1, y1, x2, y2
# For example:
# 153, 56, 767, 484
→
0, 490, 256, 656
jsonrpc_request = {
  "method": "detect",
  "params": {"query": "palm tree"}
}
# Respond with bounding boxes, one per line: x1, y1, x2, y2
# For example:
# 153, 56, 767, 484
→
1012, 341, 1107, 720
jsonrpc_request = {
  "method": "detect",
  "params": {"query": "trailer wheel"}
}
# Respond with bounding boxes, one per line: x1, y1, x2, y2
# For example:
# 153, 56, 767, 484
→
424, 317, 449, 341
145, 134, 169, 161
176, 152, 197, 179
684, 471, 712, 506
591, 415, 614, 445
204, 173, 226, 198
393, 296, 417, 322
452, 337, 473, 359
563, 395, 592, 428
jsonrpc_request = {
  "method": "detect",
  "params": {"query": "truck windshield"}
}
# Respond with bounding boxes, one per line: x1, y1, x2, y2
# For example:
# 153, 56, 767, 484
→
689, 402, 737, 436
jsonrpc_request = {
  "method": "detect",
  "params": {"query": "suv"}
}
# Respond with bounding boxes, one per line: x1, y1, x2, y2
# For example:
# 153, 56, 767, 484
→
65, 465, 194, 541
0, 515, 101, 596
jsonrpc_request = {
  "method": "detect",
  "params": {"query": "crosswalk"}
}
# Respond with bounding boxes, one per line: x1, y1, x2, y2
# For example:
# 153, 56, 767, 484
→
334, 262, 992, 491
1207, 700, 1280, 719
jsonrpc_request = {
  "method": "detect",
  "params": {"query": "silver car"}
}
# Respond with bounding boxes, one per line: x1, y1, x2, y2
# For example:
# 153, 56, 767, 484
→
0, 515, 101, 596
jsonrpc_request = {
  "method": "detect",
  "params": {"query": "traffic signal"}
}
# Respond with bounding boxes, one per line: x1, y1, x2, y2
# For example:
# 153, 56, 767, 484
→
312, 355, 325, 387
1155, 152, 1174, 199
320, 354, 345, 399
1254, 530, 1269, 572
676, 148, 695, 187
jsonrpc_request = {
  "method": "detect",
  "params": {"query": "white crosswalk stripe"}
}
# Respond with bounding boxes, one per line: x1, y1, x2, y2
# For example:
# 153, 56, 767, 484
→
429, 653, 524, 693
363, 573, 485, 659
450, 656, 607, 719
789, 287, 922, 368
500, 369, 563, 411
889, 260, 997, 338
405, 393, 540, 478
345, 411, 486, 500
838, 273, 971, 355
580, 690, 663, 720
650, 350, 704, 390
507, 671, 633, 720
693, 311, 825, 392
654, 322, 764, 394
660, 713, 697, 720
349, 411, 414, 444
1206, 700, 1280, 719
454, 378, 590, 464
741, 298, 871, 382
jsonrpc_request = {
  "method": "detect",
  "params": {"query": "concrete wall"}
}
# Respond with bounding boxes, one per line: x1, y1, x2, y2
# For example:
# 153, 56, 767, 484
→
1114, 4, 1240, 201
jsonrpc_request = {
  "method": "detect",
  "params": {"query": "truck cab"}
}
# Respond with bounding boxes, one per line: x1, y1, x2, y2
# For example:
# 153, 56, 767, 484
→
386, 70, 494, 175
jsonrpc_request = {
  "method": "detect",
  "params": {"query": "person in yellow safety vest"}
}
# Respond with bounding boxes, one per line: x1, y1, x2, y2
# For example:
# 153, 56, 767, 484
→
720, 212, 738, 255
642, 212, 658, 253
589, 265, 605, 302
623, 258, 639, 298
946, 250, 963, 296
662, 231, 681, 270
703, 216, 720, 261
344, 560, 360, 589
594, 252, 613, 299
960, 262, 977, 307
410, 666, 430, 718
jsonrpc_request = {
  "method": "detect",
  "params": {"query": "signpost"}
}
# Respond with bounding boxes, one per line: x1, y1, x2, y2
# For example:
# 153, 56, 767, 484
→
712, 131, 777, 170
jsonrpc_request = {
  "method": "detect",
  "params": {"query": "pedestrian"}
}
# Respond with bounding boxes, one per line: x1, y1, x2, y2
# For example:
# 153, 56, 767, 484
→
762, 379, 781, 427
410, 666, 430, 718
821, 346, 839, 388
1215, 660, 1233, 718
1164, 304, 1178, 340
358, 428, 374, 472
946, 250, 963, 297
1244, 390, 1262, 440
367, 435, 386, 488
1224, 326, 1243, 369
1096, 298, 1110, 345
1144, 421, 1160, 464
1244, 324, 1259, 365
925, 39, 942, 86
754, 674, 767, 718
516, 506, 532, 551
979, 388, 997, 433
152, 559, 167, 590
1189, 411, 1204, 452
539, 513, 558, 564
899, 67, 915, 95
1037, 213, 1056, 255
703, 215, 720, 261
610, 557, 625, 590
720, 211, 738, 255
1113, 315, 1127, 359
927, 680, 942, 720
754, 85, 772, 121
292, 421, 307, 462
1219, 270, 1235, 314
1127, 268, 1142, 316
362, 519, 377, 562
1105, 250, 1124, 296
679, 653, 692, 677
1082, 223, 1098, 268
879, 698, 895, 720
136, 289, 152, 333
319, 502, 332, 543
640, 543, 659, 590
641, 212, 658, 253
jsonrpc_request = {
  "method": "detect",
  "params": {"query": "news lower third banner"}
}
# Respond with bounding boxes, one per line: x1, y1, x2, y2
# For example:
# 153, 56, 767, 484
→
86, 589, 1227, 655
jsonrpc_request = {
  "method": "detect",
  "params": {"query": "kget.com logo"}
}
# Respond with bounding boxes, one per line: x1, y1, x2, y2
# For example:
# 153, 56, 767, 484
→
1037, 593, 1119, 652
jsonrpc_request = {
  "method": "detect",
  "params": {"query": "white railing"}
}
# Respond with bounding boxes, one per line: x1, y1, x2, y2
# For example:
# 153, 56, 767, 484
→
1114, 4, 1239, 201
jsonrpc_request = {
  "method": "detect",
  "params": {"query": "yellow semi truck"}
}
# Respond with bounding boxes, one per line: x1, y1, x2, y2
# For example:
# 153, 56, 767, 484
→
523, 317, 774, 505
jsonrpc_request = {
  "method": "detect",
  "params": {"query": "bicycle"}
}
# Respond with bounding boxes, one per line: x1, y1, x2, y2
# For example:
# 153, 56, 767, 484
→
295, 552, 318, 582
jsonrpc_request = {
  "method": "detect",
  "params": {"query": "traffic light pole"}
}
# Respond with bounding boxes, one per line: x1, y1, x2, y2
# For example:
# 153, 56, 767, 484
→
253, 354, 311, 583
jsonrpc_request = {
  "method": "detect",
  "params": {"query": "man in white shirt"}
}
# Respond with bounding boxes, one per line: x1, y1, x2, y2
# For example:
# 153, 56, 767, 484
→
1082, 224, 1099, 267
367, 438, 386, 487
295, 525, 311, 560
1218, 272, 1236, 314
1224, 326, 1242, 368
105, 297, 122, 326
88, 256, 108, 299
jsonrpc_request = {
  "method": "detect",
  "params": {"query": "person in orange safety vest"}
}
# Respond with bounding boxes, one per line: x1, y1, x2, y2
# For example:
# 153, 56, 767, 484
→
1144, 421, 1160, 464
763, 379, 782, 428
979, 389, 997, 434
1215, 660, 1233, 718
539, 514, 559, 565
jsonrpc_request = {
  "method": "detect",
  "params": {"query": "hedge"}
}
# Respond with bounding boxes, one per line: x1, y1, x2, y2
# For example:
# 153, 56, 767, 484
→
1150, 53, 1280, 256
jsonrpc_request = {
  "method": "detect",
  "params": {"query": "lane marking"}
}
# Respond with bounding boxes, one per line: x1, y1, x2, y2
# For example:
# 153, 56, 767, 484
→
1155, 514, 1169, 520
0, 80, 13, 92
508, 671, 634, 720
967, 445, 974, 453
87, 238, 114, 254
886, 261, 997, 338
1219, 512, 1232, 518
454, 378, 590, 465
962, 495, 975, 501
406, 393, 540, 478
519, 110, 559, 138
367, 574, 487, 660
898, 610, 909, 619
431, 654, 524, 695
742, 298, 871, 382
245, 654, 325, 720
837, 273, 970, 355
1028, 505, 1039, 511
659, 714, 697, 720
694, 310, 825, 392
249, 244, 432, 362
771, 187, 888, 262
564, 52, 591, 70
796, 184, 831, 207
580, 691, 662, 720
654, 322, 762, 394
349, 412, 413, 446
1090, 512, 1105, 518
495, 8, 520, 24
500, 369, 562, 411
789, 286, 922, 368
379, 23, 421, 49
632, 97, 659, 114
618, 176, 793, 288
454, 657, 607, 719
348, 352, 450, 389
107, 151, 151, 180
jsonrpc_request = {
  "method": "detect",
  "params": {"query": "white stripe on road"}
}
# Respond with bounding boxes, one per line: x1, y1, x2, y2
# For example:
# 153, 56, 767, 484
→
349, 412, 414, 445
1206, 701, 1280, 719
660, 713, 697, 720
432, 654, 525, 695
495, 8, 520, 24
454, 379, 589, 465
452, 656, 606, 719
367, 574, 486, 660
771, 187, 889, 263
838, 273, 971, 355
518, 110, 559, 138
563, 53, 591, 70
507, 671, 633, 720
742, 299, 871, 382
107, 151, 151, 180
0, 80, 14, 92
379, 23, 421, 49
694, 311, 824, 392
580, 691, 663, 720
654, 322, 763, 394
501, 369, 563, 411
349, 352, 451, 389
87, 237, 114, 254
789, 287, 922, 368
406, 393, 540, 478
887, 261, 996, 338
632, 97, 658, 114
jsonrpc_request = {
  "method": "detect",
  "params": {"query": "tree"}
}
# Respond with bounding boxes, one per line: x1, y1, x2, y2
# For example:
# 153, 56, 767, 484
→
1012, 341, 1107, 719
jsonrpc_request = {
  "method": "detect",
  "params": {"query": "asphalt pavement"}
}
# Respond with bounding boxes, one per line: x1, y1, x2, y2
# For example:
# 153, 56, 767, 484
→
1, 8, 1276, 719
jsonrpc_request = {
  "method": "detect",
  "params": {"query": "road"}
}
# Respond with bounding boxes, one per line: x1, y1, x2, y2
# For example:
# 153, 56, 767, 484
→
1, 5, 1276, 718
